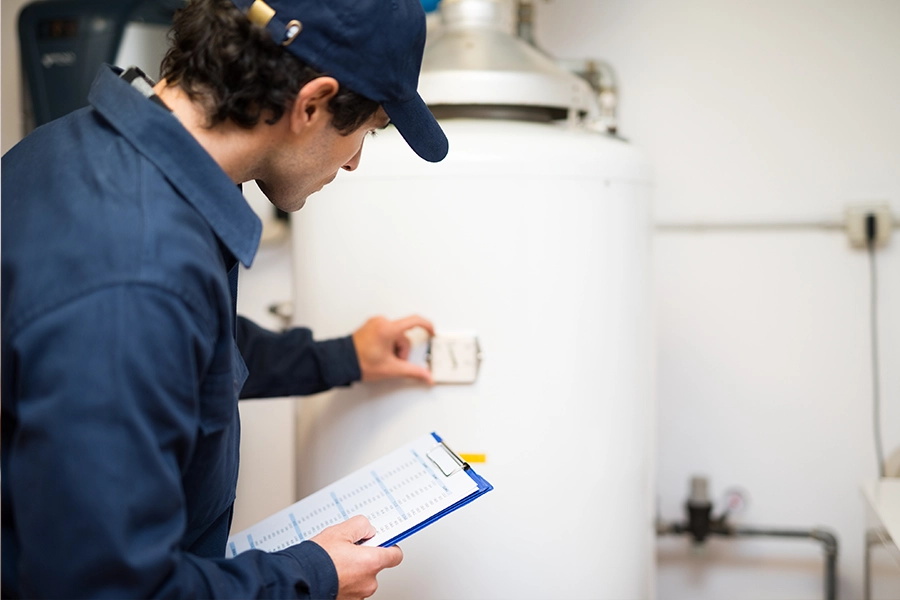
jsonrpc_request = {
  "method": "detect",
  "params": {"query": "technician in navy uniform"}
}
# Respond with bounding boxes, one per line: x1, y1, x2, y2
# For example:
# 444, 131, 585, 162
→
0, 0, 448, 597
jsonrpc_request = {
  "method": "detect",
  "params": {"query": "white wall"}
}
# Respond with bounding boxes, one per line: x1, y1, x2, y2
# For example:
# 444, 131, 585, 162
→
232, 185, 298, 533
536, 1, 900, 599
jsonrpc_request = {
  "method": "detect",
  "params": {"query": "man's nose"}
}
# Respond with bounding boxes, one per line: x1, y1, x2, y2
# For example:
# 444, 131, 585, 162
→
342, 144, 364, 172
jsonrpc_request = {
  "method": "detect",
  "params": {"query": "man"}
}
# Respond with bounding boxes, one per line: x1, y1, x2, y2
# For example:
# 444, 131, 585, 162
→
1, 0, 448, 597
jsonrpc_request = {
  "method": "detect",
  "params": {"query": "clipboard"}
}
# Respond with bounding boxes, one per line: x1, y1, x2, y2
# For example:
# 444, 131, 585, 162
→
226, 432, 493, 556
378, 432, 493, 547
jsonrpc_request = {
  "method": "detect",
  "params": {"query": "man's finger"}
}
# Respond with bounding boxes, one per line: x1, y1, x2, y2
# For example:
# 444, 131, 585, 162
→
389, 358, 434, 385
389, 315, 435, 337
394, 334, 411, 360
338, 515, 376, 543
378, 545, 403, 569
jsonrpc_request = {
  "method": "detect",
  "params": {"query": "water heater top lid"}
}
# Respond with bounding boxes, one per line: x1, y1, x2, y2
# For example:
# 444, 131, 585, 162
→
419, 0, 598, 119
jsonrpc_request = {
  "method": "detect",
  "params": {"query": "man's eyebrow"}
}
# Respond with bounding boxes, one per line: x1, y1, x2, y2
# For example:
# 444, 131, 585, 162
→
377, 114, 391, 129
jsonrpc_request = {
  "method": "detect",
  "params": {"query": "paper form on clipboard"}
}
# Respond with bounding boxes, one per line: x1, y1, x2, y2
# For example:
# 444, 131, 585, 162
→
226, 432, 493, 556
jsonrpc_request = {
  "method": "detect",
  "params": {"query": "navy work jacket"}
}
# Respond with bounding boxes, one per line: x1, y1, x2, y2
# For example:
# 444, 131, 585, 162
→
1, 66, 361, 598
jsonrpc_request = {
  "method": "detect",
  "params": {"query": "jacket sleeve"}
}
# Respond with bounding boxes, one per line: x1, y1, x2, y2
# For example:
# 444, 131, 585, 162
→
5, 285, 339, 599
235, 316, 361, 399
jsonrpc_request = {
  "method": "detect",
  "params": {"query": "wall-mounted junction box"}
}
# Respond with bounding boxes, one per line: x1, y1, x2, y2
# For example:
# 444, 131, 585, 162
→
845, 204, 892, 249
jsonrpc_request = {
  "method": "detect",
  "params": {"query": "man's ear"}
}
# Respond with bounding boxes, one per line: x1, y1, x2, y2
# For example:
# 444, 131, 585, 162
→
289, 77, 339, 134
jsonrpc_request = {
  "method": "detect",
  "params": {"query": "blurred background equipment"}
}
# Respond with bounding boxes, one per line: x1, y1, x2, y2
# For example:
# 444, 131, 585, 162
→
656, 476, 838, 600
18, 0, 181, 132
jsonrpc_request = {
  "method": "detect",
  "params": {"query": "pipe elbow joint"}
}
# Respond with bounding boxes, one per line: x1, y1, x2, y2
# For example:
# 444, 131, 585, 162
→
811, 528, 839, 555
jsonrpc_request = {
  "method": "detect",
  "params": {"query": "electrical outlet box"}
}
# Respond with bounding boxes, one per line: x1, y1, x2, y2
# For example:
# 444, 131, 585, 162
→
845, 204, 892, 249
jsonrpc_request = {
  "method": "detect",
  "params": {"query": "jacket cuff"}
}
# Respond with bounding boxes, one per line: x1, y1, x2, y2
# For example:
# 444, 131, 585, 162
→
283, 540, 340, 600
317, 336, 362, 388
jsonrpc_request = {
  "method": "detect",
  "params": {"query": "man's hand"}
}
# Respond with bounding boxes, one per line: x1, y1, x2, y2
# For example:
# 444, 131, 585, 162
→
310, 516, 403, 600
352, 315, 434, 385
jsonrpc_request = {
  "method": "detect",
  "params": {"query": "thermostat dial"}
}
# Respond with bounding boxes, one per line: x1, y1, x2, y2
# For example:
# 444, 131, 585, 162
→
427, 335, 482, 384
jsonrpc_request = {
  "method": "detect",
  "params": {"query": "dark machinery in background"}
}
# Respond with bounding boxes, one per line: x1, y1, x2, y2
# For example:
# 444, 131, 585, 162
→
657, 476, 839, 600
18, 0, 184, 132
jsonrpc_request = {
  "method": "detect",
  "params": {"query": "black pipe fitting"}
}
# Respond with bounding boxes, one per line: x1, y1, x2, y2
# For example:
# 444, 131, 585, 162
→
657, 478, 839, 600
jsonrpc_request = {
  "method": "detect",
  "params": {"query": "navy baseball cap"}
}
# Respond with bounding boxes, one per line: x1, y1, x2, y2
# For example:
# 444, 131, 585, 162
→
230, 0, 448, 162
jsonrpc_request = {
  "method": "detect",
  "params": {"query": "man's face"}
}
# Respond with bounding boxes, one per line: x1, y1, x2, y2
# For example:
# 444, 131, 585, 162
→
257, 107, 390, 213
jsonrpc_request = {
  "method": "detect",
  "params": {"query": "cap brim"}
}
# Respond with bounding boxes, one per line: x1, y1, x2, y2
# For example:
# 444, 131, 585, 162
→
382, 93, 448, 163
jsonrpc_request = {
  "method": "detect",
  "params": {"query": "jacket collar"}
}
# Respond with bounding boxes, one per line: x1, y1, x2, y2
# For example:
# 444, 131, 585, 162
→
88, 65, 261, 268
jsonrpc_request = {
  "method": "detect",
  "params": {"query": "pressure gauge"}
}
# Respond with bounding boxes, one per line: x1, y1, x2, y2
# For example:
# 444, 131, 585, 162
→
427, 334, 482, 384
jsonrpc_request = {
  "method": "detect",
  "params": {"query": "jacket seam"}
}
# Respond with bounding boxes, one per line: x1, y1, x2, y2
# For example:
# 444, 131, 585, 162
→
6, 280, 218, 342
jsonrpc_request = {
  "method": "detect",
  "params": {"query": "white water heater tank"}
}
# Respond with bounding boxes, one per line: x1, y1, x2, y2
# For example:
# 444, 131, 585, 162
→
290, 2, 655, 598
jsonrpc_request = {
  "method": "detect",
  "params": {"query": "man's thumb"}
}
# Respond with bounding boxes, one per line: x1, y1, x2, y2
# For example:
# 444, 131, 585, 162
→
341, 515, 376, 543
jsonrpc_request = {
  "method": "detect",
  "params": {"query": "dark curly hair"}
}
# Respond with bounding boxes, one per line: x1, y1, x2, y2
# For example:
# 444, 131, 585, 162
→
159, 0, 380, 133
